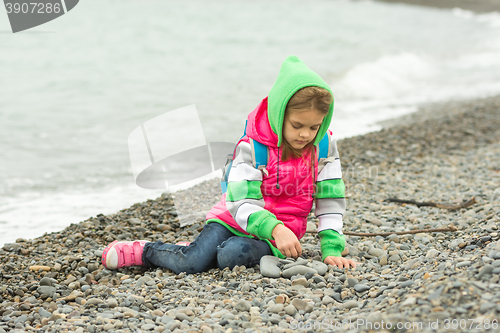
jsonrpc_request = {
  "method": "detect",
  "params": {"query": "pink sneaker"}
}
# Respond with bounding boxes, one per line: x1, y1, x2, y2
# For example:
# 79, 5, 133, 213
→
102, 240, 148, 270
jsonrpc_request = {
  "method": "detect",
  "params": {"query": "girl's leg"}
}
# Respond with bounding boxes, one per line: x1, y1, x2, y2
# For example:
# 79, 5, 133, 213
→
216, 236, 273, 270
142, 222, 234, 274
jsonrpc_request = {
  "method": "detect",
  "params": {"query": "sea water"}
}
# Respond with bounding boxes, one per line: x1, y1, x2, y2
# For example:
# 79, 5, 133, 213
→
1, 0, 500, 246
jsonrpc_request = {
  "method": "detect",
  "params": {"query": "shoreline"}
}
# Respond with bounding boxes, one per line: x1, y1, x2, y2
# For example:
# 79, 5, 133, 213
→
1, 95, 500, 332
373, 0, 500, 13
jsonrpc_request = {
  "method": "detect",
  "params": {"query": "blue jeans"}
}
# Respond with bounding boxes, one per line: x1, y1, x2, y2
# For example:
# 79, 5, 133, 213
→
142, 222, 272, 274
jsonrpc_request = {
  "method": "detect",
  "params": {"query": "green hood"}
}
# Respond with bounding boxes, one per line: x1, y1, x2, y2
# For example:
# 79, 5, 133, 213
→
268, 55, 334, 147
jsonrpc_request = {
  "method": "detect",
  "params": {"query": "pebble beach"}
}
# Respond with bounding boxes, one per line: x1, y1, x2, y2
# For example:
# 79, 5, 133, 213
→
1, 95, 500, 333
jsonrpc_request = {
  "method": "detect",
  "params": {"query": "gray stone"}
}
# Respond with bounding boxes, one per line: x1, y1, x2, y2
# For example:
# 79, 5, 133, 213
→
268, 304, 284, 313
389, 254, 401, 262
135, 276, 153, 287
400, 280, 414, 288
477, 265, 494, 278
175, 312, 190, 321
282, 258, 309, 270
37, 286, 56, 298
368, 248, 385, 258
354, 284, 370, 293
128, 218, 142, 225
322, 296, 335, 305
260, 256, 281, 278
38, 308, 51, 318
480, 302, 496, 313
449, 238, 464, 250
312, 275, 326, 284
212, 287, 227, 294
291, 298, 308, 311
311, 261, 328, 275
340, 300, 359, 310
39, 277, 57, 286
141, 323, 156, 330
161, 315, 174, 325
284, 304, 296, 316
404, 258, 421, 270
426, 249, 440, 259
282, 266, 317, 278
347, 246, 360, 256
235, 300, 251, 312
14, 315, 27, 323
427, 285, 445, 301
86, 298, 104, 305
347, 278, 358, 287
488, 250, 498, 259
106, 298, 117, 308
456, 261, 472, 268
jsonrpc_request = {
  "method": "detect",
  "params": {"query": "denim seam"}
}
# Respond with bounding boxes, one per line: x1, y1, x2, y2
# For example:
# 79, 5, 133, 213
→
153, 242, 197, 254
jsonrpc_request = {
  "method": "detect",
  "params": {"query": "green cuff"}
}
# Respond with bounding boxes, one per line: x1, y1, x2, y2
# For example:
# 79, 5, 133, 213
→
319, 229, 345, 261
206, 219, 286, 259
246, 210, 283, 240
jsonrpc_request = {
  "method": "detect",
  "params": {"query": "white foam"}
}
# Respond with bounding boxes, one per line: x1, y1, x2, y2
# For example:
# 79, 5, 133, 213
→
452, 8, 500, 27
330, 46, 500, 140
334, 53, 436, 101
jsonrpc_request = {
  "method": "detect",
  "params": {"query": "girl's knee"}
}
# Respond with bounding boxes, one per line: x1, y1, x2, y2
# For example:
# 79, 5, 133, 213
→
216, 237, 265, 270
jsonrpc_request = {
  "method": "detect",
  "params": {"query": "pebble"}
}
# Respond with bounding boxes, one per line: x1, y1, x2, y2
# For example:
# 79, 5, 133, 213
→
291, 298, 308, 311
29, 265, 51, 272
341, 300, 359, 310
268, 304, 284, 313
347, 278, 358, 287
39, 277, 57, 286
426, 249, 440, 259
259, 256, 281, 278
86, 298, 104, 305
234, 300, 251, 312
310, 261, 328, 275
354, 284, 370, 292
282, 266, 317, 278
284, 304, 296, 315
368, 248, 386, 257
456, 261, 472, 268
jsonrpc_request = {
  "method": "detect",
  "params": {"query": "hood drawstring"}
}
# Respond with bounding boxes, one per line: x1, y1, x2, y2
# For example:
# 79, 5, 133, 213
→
276, 147, 280, 189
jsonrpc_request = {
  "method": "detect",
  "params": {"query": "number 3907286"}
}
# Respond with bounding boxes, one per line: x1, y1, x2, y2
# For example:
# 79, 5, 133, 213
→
5, 2, 61, 14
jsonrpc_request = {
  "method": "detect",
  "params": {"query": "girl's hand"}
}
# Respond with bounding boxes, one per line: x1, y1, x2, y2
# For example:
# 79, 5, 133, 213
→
324, 256, 357, 269
272, 224, 302, 258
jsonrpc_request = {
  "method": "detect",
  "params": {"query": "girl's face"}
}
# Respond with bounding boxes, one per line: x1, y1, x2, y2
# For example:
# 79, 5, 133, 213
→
283, 108, 325, 150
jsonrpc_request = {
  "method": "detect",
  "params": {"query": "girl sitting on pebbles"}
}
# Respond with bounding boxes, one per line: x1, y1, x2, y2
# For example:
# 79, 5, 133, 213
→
102, 55, 356, 273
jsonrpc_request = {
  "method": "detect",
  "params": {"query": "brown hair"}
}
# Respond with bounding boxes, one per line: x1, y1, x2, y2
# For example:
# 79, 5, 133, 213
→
280, 86, 332, 162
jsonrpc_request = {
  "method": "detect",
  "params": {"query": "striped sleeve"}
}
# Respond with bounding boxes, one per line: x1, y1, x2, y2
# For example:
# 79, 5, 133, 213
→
315, 133, 346, 259
225, 140, 283, 240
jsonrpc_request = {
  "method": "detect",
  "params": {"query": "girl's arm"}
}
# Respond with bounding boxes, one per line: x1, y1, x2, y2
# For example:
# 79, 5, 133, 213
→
225, 139, 283, 240
315, 131, 355, 268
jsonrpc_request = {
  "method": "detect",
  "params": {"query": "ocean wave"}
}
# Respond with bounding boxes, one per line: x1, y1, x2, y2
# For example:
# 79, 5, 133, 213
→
452, 8, 500, 27
333, 53, 436, 101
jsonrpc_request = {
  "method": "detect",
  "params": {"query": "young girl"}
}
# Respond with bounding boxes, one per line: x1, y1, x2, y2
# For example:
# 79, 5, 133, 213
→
102, 56, 356, 273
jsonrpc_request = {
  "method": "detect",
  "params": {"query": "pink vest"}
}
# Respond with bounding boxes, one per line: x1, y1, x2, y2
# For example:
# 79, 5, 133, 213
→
206, 98, 322, 241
